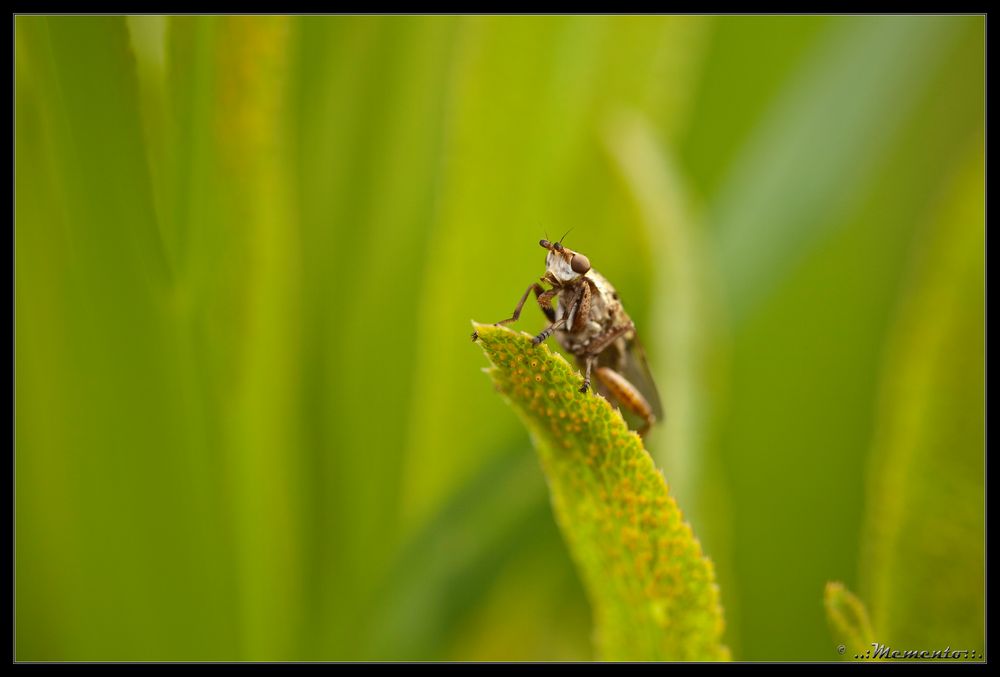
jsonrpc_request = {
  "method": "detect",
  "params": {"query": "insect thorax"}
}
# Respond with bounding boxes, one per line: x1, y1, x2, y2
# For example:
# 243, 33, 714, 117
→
554, 270, 630, 357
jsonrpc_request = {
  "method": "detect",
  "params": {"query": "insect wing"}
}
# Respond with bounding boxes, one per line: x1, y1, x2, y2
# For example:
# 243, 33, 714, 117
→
619, 334, 664, 422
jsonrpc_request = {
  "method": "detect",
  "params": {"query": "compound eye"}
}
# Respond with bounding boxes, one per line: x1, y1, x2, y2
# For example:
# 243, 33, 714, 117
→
571, 253, 591, 274
553, 242, 563, 252
539, 239, 551, 249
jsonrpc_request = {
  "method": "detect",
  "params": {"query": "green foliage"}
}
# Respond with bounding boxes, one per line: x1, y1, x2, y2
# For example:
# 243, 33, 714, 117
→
824, 582, 874, 660
859, 140, 985, 653
473, 323, 729, 661
821, 127, 984, 666
16, 17, 239, 660
691, 17, 984, 660
15, 15, 983, 661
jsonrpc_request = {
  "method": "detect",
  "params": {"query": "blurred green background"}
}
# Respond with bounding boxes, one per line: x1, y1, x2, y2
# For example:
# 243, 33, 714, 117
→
15, 15, 984, 661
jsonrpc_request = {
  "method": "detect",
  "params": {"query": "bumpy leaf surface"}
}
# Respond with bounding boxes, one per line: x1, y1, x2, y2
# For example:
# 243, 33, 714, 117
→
473, 323, 728, 661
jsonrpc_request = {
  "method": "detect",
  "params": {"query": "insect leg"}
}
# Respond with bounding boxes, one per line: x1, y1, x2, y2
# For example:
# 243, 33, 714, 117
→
532, 287, 583, 346
536, 288, 557, 323
573, 323, 631, 393
579, 355, 596, 394
531, 317, 566, 346
586, 321, 634, 356
571, 280, 591, 333
472, 282, 549, 341
595, 366, 656, 436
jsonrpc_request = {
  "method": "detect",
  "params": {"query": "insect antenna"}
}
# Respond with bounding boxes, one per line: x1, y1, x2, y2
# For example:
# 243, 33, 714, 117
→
558, 227, 574, 245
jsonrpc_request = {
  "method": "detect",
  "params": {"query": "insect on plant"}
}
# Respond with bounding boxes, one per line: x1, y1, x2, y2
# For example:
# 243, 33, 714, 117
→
473, 234, 663, 435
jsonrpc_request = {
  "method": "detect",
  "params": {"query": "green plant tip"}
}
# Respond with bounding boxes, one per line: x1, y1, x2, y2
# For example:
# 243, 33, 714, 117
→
472, 321, 729, 661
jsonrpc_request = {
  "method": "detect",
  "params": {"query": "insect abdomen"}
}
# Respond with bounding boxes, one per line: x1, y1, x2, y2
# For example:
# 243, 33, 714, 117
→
595, 366, 654, 423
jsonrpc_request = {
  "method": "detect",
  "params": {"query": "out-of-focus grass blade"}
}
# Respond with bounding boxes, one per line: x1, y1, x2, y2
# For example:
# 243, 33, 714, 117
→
679, 16, 829, 196
163, 16, 220, 284
711, 16, 961, 323
203, 17, 307, 660
365, 447, 552, 659
125, 16, 170, 240
439, 509, 593, 661
861, 139, 984, 654
287, 16, 462, 657
15, 16, 237, 659
25, 16, 171, 289
698, 16, 983, 659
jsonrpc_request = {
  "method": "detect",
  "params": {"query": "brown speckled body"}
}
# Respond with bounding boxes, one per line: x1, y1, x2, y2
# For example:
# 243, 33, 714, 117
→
549, 268, 633, 373
474, 238, 663, 435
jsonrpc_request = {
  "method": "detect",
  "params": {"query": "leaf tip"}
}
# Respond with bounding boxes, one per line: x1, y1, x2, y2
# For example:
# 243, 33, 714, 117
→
824, 581, 875, 659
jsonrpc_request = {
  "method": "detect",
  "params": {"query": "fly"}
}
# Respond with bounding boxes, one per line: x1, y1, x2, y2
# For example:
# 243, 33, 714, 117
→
473, 235, 663, 435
